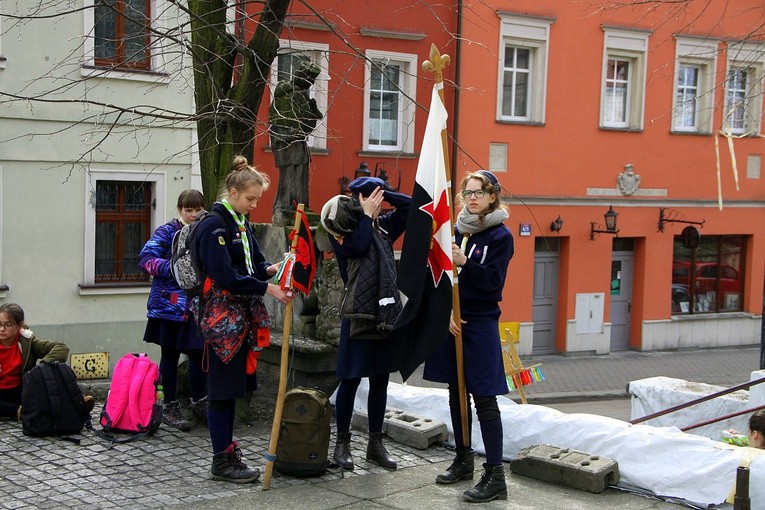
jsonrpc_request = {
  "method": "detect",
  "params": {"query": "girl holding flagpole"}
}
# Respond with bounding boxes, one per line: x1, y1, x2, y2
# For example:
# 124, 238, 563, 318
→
195, 156, 293, 483
423, 170, 514, 503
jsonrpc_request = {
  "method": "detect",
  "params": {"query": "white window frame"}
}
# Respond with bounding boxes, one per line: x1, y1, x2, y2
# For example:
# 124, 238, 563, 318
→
81, 170, 165, 293
269, 40, 330, 150
363, 50, 417, 153
600, 27, 649, 130
82, 0, 170, 83
496, 13, 552, 123
672, 37, 717, 134
0, 165, 4, 297
724, 41, 765, 136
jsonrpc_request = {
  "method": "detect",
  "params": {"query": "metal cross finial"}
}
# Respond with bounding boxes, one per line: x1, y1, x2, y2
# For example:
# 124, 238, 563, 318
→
422, 43, 451, 84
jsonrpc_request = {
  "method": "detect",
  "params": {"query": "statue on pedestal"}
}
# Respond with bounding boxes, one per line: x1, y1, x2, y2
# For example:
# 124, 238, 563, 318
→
269, 61, 323, 225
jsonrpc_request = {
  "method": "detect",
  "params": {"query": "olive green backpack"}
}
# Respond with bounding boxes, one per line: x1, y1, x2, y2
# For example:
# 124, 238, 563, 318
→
274, 387, 331, 477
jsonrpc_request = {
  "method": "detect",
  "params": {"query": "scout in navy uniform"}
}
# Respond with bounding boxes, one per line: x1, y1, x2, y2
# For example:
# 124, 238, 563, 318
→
320, 177, 411, 471
196, 156, 293, 483
423, 170, 514, 503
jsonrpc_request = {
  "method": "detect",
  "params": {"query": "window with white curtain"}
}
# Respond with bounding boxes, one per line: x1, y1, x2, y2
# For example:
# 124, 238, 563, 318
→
600, 28, 649, 130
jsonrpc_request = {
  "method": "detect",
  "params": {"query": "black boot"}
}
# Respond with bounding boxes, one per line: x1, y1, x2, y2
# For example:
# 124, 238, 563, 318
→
436, 447, 474, 484
210, 442, 260, 483
366, 432, 397, 470
462, 463, 507, 503
163, 401, 191, 431
333, 432, 354, 470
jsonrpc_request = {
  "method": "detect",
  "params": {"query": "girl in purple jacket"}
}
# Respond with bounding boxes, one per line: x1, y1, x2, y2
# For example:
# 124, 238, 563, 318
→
138, 189, 208, 431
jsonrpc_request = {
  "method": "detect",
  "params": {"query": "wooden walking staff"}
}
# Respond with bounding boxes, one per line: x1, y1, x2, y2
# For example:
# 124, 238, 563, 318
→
262, 203, 304, 490
423, 44, 470, 447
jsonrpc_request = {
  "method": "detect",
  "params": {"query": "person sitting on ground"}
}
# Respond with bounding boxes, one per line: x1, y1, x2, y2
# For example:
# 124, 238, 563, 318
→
0, 303, 93, 420
748, 410, 765, 449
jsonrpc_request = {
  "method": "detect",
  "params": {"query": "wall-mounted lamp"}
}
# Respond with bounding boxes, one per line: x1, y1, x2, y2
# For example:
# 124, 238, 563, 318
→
550, 215, 564, 233
590, 205, 619, 240
657, 208, 705, 233
354, 161, 371, 179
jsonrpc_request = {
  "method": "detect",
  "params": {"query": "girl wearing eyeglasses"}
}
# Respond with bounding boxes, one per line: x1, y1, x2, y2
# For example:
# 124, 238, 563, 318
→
423, 170, 514, 503
0, 303, 72, 420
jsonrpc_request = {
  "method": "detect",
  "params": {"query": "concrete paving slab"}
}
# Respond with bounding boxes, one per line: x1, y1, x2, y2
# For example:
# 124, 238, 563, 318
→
168, 482, 358, 510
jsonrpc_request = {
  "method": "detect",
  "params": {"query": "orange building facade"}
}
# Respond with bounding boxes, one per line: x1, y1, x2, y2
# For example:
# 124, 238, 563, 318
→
457, 1, 765, 355
247, 1, 457, 225
245, 1, 765, 355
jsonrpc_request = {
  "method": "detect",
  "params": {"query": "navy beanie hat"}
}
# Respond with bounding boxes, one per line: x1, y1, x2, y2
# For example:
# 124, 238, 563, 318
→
348, 176, 411, 206
348, 176, 386, 196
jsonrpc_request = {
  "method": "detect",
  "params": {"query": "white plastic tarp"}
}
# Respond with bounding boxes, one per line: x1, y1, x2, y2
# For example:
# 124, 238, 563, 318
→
629, 376, 750, 440
339, 380, 765, 509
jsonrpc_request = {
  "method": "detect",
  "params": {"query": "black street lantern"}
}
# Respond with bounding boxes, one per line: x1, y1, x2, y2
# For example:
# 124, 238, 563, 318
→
354, 161, 370, 179
604, 205, 618, 232
590, 205, 620, 240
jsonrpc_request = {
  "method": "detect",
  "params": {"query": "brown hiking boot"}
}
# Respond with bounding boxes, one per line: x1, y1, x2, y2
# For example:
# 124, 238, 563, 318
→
163, 401, 191, 431
211, 442, 260, 483
83, 395, 96, 415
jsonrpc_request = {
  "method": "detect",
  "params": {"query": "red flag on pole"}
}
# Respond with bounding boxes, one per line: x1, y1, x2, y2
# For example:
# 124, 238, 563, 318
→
279, 208, 316, 295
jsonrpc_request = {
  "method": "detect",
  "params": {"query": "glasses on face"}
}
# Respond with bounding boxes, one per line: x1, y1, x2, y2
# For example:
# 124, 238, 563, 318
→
461, 189, 487, 199
0, 321, 17, 330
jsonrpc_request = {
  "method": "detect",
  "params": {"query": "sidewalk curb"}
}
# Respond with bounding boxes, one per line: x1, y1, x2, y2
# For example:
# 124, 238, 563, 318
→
518, 390, 630, 405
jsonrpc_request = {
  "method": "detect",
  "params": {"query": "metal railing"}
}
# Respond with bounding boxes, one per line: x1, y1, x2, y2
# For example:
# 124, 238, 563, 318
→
630, 377, 765, 425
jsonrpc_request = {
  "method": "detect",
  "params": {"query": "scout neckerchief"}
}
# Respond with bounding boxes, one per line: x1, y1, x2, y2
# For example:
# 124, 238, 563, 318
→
221, 198, 254, 275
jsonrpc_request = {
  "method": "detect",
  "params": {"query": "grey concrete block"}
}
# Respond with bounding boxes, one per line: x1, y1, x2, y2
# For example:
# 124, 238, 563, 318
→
510, 444, 619, 493
351, 407, 448, 450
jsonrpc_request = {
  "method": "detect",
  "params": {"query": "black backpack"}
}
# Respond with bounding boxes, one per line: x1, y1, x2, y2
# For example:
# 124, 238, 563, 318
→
274, 388, 331, 477
170, 209, 223, 297
21, 361, 90, 438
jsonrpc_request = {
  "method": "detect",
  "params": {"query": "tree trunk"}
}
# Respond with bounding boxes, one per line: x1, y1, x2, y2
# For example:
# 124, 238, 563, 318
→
188, 0, 290, 209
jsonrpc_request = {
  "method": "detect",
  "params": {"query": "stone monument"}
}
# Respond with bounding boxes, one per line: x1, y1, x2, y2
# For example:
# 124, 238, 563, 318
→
269, 61, 323, 225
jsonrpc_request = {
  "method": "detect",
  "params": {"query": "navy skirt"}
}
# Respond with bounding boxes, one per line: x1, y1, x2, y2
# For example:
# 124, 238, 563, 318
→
143, 317, 204, 352
336, 319, 401, 379
423, 310, 508, 396
205, 341, 257, 401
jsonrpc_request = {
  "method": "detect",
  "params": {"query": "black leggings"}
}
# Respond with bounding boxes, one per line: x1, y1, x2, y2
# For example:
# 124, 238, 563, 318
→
0, 385, 22, 418
448, 385, 504, 465
335, 373, 389, 434
159, 346, 206, 403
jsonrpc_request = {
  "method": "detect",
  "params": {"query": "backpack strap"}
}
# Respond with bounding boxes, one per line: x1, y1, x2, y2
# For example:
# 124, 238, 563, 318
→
54, 361, 89, 419
193, 209, 225, 337
128, 355, 155, 432
40, 362, 89, 445
38, 362, 62, 429
102, 355, 135, 429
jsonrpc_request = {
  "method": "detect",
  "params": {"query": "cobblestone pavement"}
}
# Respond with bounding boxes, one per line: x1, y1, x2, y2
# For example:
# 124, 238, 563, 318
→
2, 346, 759, 509
0, 420, 453, 510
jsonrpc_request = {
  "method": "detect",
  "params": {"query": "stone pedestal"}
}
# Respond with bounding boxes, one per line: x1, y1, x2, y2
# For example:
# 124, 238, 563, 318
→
258, 337, 339, 404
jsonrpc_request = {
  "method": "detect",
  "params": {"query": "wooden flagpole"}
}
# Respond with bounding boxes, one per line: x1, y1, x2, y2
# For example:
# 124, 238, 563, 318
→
262, 203, 304, 490
423, 44, 469, 447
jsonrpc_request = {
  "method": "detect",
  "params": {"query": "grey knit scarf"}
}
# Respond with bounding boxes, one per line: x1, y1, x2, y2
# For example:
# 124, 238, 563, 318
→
456, 207, 509, 234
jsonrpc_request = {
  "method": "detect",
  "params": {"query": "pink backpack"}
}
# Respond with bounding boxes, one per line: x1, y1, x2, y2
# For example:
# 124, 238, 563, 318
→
99, 353, 162, 439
